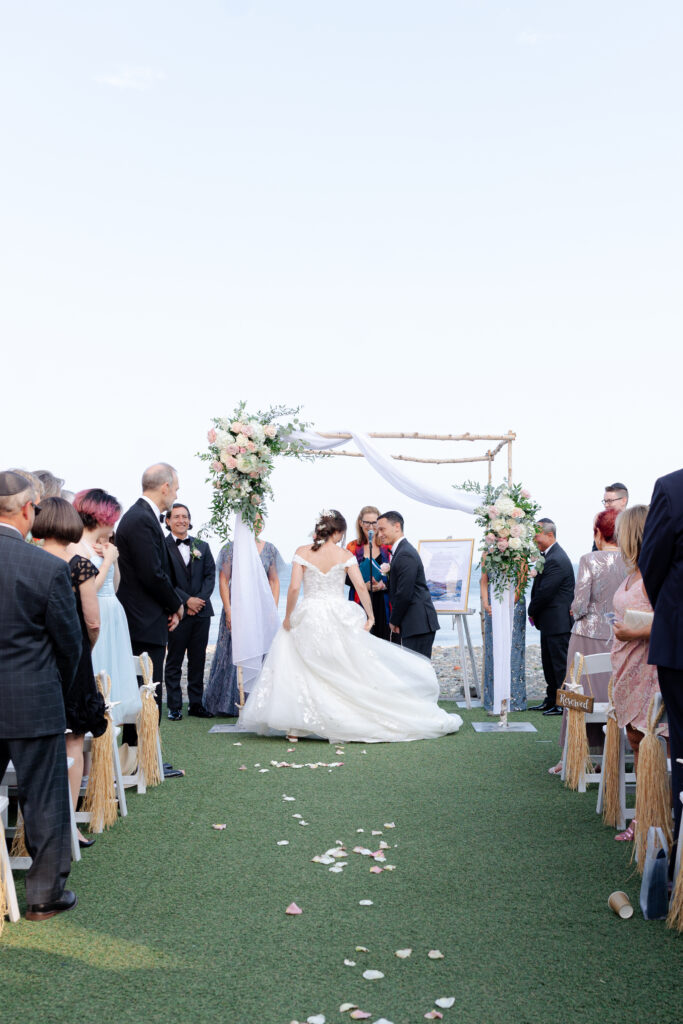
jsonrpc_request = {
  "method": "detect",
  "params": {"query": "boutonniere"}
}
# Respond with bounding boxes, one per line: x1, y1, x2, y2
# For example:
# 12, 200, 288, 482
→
380, 562, 391, 576
190, 540, 202, 560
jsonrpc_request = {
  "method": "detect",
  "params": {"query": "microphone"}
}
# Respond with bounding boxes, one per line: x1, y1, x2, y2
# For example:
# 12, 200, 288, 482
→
368, 529, 374, 543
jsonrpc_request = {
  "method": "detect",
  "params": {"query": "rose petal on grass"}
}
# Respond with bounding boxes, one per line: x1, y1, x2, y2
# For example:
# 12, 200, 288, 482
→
307, 1016, 325, 1024
339, 1005, 357, 1014
383, 864, 396, 871
211, 823, 227, 830
362, 970, 384, 980
383, 822, 395, 828
343, 959, 356, 967
292, 813, 303, 818
233, 742, 242, 746
356, 828, 365, 833
329, 865, 344, 873
277, 840, 289, 846
287, 747, 295, 752
349, 1012, 371, 1020
435, 998, 455, 1009
371, 830, 382, 836
395, 948, 412, 958
373, 1019, 396, 1024
238, 765, 247, 770
424, 1013, 443, 1020
379, 841, 390, 850
259, 768, 269, 773
299, 820, 309, 826
355, 946, 369, 952
283, 795, 296, 801
285, 902, 302, 915
428, 949, 444, 959
370, 866, 383, 874
358, 900, 373, 906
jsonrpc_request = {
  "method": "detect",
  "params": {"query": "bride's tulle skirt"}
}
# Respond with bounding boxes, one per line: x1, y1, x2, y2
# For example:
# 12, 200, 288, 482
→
239, 595, 462, 743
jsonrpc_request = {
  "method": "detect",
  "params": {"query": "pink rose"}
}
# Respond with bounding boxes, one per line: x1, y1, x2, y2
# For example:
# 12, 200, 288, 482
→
488, 506, 498, 516
509, 524, 523, 537
239, 447, 246, 454
264, 424, 277, 438
521, 488, 531, 499
227, 443, 239, 455
530, 567, 538, 577
246, 440, 256, 452
510, 507, 524, 519
207, 428, 217, 443
497, 538, 509, 552
211, 460, 222, 472
249, 471, 259, 478
241, 423, 253, 437
223, 455, 238, 469
485, 532, 496, 543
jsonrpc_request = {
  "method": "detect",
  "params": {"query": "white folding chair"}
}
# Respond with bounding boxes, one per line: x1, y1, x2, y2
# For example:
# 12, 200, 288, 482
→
561, 652, 611, 792
0, 795, 20, 924
1, 758, 81, 868
121, 652, 164, 794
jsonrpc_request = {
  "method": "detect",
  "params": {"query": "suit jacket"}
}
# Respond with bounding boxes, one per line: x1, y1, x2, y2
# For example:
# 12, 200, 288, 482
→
116, 498, 184, 647
165, 534, 216, 618
528, 542, 575, 635
388, 538, 439, 638
640, 468, 683, 670
0, 524, 82, 738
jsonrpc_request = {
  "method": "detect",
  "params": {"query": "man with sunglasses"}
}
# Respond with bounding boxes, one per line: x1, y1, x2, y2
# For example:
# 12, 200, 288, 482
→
0, 471, 82, 920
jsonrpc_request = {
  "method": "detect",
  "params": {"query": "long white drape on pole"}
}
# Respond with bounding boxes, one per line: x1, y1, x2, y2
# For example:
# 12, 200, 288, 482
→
231, 512, 281, 690
490, 584, 515, 714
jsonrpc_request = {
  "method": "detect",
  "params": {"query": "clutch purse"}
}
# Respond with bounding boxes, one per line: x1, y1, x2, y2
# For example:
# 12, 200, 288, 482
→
623, 609, 654, 631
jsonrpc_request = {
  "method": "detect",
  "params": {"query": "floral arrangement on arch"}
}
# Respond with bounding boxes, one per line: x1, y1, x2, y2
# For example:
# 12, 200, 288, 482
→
198, 402, 315, 537
462, 480, 544, 599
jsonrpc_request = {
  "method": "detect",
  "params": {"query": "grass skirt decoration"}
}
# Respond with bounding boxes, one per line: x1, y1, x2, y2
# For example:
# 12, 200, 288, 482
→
564, 656, 593, 791
667, 827, 683, 931
9, 810, 28, 859
633, 696, 672, 873
136, 657, 162, 787
601, 677, 622, 827
0, 826, 8, 935
82, 673, 118, 831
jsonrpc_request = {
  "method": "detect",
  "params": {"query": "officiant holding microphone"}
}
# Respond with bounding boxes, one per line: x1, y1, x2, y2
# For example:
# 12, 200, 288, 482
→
346, 505, 392, 640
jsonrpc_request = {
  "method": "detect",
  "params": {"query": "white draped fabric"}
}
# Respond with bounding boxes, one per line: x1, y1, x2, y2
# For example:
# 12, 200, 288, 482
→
490, 584, 515, 715
231, 513, 281, 690
230, 428, 513, 711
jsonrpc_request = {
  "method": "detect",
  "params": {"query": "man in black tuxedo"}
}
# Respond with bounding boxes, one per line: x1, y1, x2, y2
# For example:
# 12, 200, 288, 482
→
0, 471, 82, 920
528, 518, 575, 715
377, 511, 439, 658
164, 503, 216, 720
640, 468, 683, 866
116, 464, 185, 740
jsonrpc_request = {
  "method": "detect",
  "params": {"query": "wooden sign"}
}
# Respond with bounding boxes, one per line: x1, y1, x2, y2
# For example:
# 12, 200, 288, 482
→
556, 689, 594, 714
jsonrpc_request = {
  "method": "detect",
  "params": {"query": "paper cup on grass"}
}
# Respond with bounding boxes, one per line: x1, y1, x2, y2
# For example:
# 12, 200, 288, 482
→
608, 891, 633, 919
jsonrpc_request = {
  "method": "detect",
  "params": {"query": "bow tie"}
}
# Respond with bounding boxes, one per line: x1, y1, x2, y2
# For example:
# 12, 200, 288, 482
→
159, 514, 165, 523
175, 537, 191, 546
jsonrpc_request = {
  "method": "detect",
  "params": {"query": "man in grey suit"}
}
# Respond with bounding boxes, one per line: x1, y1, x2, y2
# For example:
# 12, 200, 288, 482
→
0, 471, 82, 921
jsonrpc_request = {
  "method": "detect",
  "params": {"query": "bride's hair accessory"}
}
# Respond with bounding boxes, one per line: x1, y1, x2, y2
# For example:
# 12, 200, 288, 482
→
311, 508, 347, 551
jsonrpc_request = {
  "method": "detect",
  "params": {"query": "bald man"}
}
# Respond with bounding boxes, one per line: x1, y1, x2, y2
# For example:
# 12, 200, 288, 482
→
116, 464, 185, 742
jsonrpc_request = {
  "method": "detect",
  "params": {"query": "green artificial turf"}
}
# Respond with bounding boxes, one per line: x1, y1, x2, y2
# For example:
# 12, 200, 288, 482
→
2, 707, 681, 1024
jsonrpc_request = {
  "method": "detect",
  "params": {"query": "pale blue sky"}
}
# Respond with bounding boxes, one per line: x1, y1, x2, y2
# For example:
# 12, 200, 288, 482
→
2, 2, 681, 561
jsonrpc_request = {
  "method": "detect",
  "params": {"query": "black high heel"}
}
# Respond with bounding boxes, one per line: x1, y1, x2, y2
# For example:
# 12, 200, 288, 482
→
78, 836, 96, 848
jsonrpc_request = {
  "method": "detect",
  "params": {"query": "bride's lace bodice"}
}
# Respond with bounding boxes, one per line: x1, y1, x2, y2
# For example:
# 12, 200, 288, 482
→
292, 554, 356, 602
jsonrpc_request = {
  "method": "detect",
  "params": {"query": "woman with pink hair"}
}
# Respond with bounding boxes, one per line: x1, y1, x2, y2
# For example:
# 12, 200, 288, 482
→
70, 489, 141, 724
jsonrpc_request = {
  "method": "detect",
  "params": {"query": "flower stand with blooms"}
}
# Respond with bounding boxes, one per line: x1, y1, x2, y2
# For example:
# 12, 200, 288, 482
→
463, 480, 542, 723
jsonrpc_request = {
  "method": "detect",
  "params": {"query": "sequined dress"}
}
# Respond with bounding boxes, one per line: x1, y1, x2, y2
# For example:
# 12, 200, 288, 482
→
239, 555, 463, 743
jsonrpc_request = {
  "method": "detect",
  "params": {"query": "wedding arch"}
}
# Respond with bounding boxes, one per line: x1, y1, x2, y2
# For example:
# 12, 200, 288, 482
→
200, 412, 523, 716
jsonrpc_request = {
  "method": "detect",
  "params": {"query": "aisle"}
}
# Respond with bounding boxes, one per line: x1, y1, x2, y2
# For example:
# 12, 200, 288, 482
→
2, 708, 680, 1024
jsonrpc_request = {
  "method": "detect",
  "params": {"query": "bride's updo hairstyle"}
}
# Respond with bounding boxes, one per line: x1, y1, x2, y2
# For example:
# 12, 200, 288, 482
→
311, 509, 346, 551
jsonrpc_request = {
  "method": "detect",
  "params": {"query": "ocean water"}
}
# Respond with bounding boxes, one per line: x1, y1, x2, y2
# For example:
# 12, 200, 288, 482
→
207, 564, 547, 648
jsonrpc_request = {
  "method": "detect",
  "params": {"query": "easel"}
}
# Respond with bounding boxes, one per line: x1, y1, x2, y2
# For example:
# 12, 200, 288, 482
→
439, 611, 480, 709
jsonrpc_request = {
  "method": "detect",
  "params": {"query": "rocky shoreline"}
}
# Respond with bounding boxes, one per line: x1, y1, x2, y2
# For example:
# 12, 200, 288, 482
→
183, 643, 547, 704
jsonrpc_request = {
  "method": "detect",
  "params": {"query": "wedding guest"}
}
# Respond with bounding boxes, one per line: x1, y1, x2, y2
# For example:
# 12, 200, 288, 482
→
204, 517, 284, 716
528, 519, 575, 715
164, 503, 216, 719
346, 505, 392, 640
549, 508, 627, 773
116, 464, 185, 744
611, 505, 665, 842
481, 557, 527, 712
32, 498, 107, 848
640, 468, 683, 868
33, 470, 65, 498
592, 483, 629, 550
70, 489, 142, 725
0, 473, 82, 920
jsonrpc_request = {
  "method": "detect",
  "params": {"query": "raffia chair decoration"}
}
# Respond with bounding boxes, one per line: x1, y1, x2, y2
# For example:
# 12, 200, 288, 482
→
0, 843, 8, 936
632, 696, 672, 873
667, 831, 683, 931
82, 673, 118, 831
601, 676, 622, 827
9, 810, 28, 859
136, 658, 162, 788
564, 656, 594, 791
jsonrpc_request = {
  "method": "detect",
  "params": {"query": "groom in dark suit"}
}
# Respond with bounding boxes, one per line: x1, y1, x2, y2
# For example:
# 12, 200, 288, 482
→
377, 511, 439, 658
640, 467, 683, 869
116, 464, 185, 739
164, 503, 216, 719
528, 518, 575, 715
0, 471, 82, 920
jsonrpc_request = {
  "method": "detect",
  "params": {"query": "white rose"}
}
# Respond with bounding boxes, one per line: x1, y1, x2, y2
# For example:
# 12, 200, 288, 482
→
264, 424, 278, 438
508, 536, 522, 550
494, 497, 516, 515
235, 454, 253, 473
250, 421, 265, 443
491, 518, 507, 533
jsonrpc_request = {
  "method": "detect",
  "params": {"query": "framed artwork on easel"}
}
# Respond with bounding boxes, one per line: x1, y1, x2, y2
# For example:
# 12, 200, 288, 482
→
417, 538, 475, 614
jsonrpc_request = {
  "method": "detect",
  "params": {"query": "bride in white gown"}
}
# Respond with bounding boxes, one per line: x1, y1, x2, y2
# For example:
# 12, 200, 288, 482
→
239, 510, 462, 743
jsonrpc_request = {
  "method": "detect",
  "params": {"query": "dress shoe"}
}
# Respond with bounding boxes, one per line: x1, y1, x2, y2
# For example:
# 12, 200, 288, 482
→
543, 705, 563, 716
188, 705, 215, 718
78, 836, 96, 848
163, 767, 185, 779
26, 890, 77, 922
163, 762, 174, 771
529, 702, 553, 712
167, 709, 183, 721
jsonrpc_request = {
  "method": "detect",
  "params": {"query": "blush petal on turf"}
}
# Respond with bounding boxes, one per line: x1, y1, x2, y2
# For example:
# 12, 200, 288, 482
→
307, 1016, 325, 1024
355, 946, 369, 952
277, 840, 289, 846
358, 900, 373, 906
343, 959, 356, 967
424, 1013, 443, 1020
339, 1005, 357, 1014
285, 902, 302, 915
211, 824, 227, 830
362, 970, 384, 980
395, 948, 412, 958
349, 1012, 371, 1020
435, 998, 455, 1009
428, 950, 444, 959
370, 866, 383, 874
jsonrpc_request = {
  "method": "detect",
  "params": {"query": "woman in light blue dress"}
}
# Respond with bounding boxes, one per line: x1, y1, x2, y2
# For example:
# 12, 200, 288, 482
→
70, 489, 142, 725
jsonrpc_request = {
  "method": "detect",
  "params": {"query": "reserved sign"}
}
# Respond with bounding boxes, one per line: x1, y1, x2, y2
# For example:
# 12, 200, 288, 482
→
556, 689, 595, 714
